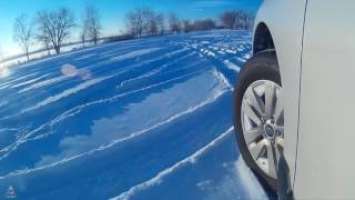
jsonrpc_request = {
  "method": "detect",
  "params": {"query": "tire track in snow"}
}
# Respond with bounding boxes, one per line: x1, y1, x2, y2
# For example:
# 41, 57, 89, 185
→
212, 68, 233, 90
223, 60, 241, 73
0, 73, 38, 89
21, 75, 115, 113
10, 74, 48, 89
0, 68, 226, 163
0, 48, 193, 120
84, 47, 189, 72
0, 81, 231, 180
34, 69, 204, 140
18, 75, 70, 94
0, 71, 200, 158
17, 48, 191, 95
109, 127, 234, 200
110, 48, 161, 62
188, 40, 244, 76
0, 51, 201, 158
119, 52, 197, 87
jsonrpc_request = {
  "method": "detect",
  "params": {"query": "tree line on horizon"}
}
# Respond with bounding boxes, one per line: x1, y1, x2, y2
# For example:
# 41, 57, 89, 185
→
9, 6, 255, 62
125, 8, 254, 37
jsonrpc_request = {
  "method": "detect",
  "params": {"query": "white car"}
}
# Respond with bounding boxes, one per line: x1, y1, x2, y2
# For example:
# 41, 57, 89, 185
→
234, 0, 355, 199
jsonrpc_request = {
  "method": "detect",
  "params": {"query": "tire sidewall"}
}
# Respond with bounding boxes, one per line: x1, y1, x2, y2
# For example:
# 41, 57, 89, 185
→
234, 51, 281, 191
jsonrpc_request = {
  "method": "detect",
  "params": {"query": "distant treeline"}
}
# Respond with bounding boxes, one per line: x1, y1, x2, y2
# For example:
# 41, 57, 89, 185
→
125, 8, 254, 37
1, 6, 254, 64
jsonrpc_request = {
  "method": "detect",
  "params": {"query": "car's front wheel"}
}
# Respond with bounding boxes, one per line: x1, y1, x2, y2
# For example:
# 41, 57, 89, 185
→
234, 50, 284, 191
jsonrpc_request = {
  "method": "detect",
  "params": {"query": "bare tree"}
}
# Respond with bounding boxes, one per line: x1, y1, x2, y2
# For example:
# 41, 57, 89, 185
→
145, 10, 165, 36
220, 11, 238, 29
36, 8, 75, 54
80, 13, 88, 47
146, 10, 158, 35
156, 14, 165, 35
13, 14, 33, 61
182, 20, 193, 33
36, 34, 51, 56
80, 30, 87, 47
220, 10, 255, 30
169, 13, 181, 33
126, 7, 164, 37
241, 12, 255, 31
83, 5, 102, 45
126, 8, 145, 38
192, 19, 216, 31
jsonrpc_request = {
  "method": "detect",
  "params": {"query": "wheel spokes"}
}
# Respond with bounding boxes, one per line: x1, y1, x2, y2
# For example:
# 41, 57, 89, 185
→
249, 138, 266, 159
243, 100, 262, 125
248, 87, 265, 116
244, 126, 263, 144
266, 141, 277, 178
264, 82, 276, 118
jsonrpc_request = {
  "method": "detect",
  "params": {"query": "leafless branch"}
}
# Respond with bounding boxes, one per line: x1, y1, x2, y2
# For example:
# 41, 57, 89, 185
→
13, 14, 33, 61
36, 8, 75, 54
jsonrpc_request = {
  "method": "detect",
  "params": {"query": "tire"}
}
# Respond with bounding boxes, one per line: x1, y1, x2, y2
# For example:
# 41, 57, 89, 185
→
234, 50, 281, 191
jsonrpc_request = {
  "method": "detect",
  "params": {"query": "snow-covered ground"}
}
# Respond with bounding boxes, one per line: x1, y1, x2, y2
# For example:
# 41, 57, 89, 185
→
0, 30, 271, 200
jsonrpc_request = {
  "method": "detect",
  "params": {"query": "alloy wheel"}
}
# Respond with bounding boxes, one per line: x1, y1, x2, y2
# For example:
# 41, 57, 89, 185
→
241, 80, 284, 179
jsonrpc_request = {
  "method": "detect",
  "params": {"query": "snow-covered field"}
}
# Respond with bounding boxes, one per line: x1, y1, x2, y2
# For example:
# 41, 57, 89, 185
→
0, 30, 270, 200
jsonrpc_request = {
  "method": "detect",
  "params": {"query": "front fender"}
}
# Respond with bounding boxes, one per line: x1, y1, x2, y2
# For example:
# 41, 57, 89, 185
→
252, 0, 307, 190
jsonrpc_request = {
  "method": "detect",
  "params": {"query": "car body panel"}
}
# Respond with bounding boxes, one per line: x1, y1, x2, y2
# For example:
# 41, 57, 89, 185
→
253, 0, 307, 188
295, 0, 355, 198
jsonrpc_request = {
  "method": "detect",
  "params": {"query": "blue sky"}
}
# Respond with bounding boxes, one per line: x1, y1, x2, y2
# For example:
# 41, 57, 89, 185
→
0, 0, 262, 57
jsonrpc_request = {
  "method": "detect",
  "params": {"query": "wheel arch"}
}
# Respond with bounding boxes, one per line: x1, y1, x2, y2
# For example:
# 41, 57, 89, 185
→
253, 22, 276, 56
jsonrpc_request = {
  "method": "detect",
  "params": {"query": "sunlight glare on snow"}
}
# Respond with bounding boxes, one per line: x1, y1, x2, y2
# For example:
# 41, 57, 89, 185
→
0, 65, 10, 78
61, 63, 92, 80
61, 64, 78, 77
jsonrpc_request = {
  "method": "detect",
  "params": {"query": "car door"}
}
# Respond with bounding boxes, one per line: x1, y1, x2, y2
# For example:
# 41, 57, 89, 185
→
295, 0, 355, 198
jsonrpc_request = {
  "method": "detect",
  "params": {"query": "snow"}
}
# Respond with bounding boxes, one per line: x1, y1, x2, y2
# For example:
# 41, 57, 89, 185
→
0, 30, 270, 200
110, 48, 162, 62
18, 75, 70, 93
21, 75, 115, 113
110, 127, 234, 200
224, 60, 241, 72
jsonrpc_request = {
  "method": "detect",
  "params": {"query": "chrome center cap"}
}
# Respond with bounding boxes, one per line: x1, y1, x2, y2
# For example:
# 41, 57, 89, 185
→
264, 119, 275, 139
